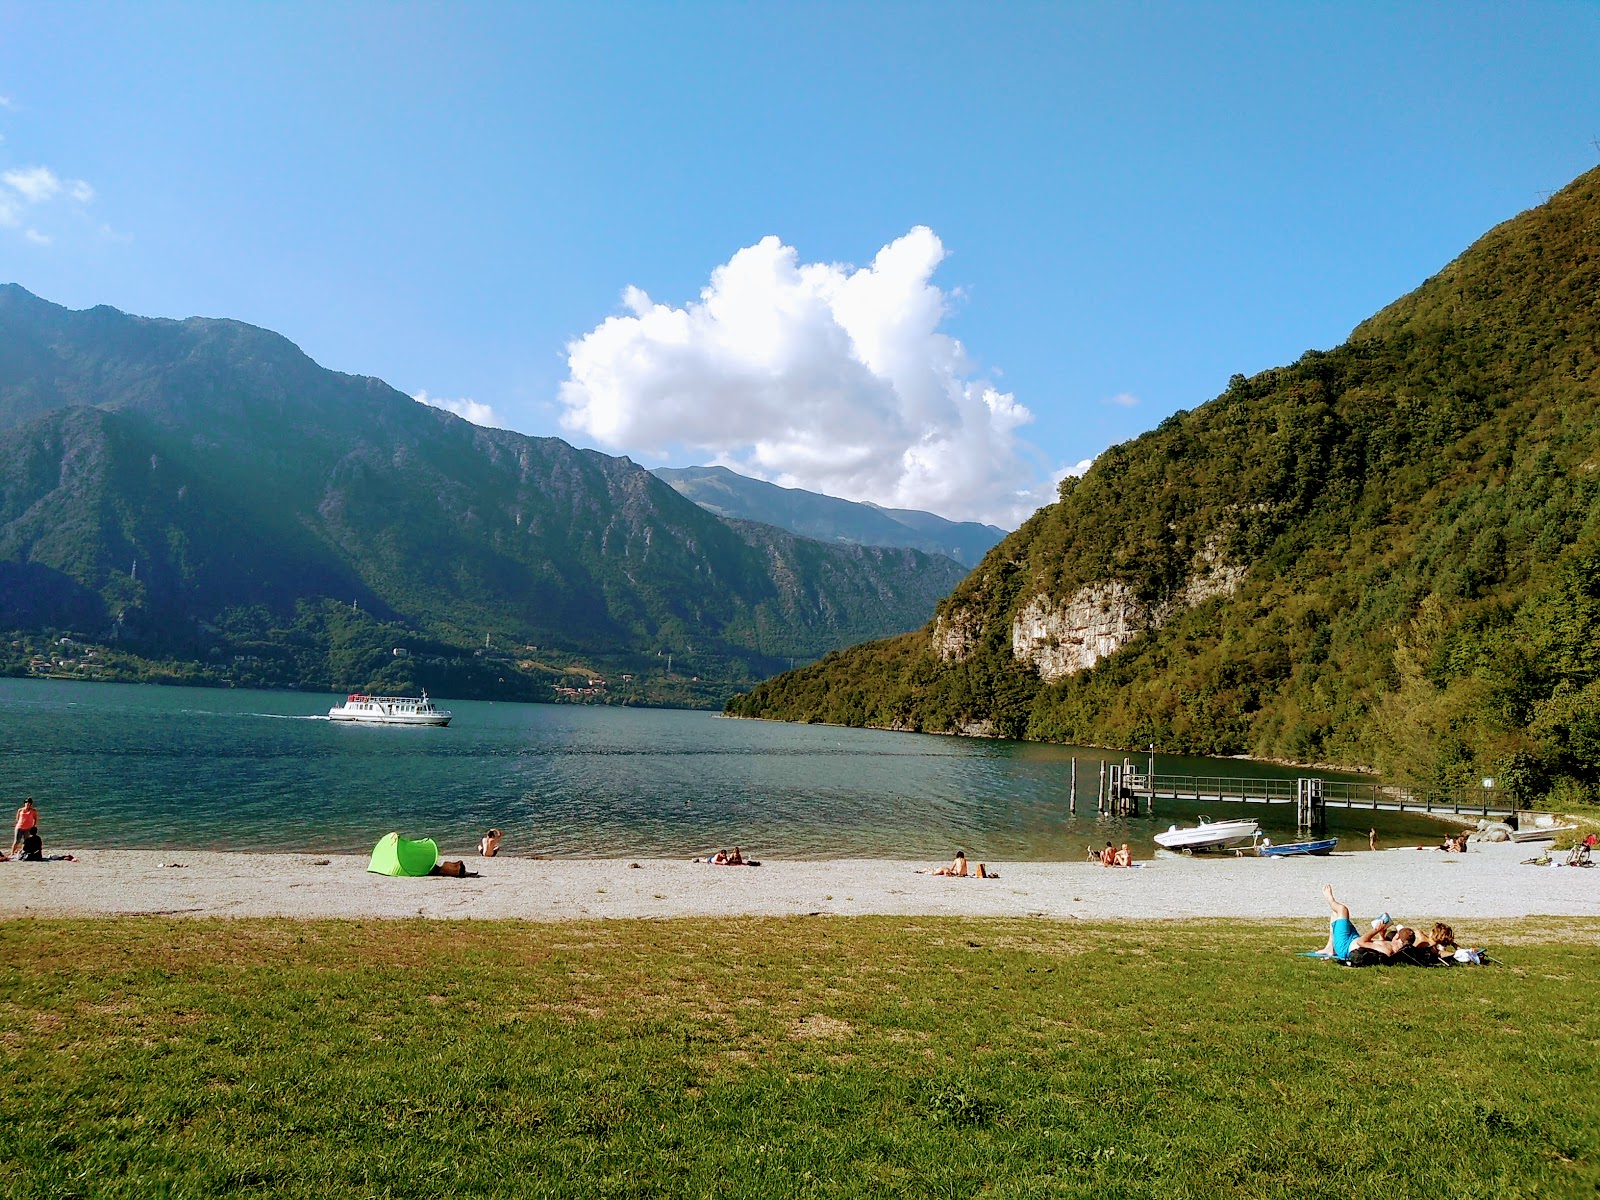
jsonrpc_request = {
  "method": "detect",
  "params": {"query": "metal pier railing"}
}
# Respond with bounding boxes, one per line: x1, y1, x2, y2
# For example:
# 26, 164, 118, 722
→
1071, 758, 1517, 834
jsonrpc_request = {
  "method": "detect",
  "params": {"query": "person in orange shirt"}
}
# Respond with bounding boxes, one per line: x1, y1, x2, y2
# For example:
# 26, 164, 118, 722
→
12, 797, 38, 856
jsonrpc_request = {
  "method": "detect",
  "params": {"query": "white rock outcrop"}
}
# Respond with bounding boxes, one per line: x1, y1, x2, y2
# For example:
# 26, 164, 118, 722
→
1009, 562, 1246, 683
1010, 583, 1148, 682
932, 608, 984, 663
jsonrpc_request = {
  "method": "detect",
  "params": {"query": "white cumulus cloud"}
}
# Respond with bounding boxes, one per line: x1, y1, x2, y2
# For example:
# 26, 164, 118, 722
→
1107, 391, 1140, 407
413, 389, 502, 429
0, 162, 97, 246
558, 227, 1062, 528
3, 165, 61, 202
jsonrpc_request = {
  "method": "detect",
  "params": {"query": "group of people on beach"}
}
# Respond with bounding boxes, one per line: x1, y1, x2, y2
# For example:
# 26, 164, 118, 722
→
1316, 883, 1462, 963
1090, 841, 1134, 867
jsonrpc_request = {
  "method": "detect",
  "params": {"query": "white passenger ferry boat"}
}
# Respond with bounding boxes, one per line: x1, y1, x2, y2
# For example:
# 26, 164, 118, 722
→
328, 690, 452, 726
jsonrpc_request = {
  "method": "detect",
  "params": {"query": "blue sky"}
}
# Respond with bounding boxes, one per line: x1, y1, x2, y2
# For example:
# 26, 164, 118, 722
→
2, 2, 1598, 525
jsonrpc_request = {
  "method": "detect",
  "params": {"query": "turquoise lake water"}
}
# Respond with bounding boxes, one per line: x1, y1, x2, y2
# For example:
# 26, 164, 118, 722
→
0, 678, 1449, 859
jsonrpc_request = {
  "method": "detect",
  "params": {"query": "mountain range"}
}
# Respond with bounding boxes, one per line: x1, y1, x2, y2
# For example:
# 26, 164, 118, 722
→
652, 466, 1004, 567
0, 286, 969, 702
729, 165, 1600, 806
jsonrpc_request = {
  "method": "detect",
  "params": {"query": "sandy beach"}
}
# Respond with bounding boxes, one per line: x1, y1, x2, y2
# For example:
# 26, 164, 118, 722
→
3, 841, 1595, 922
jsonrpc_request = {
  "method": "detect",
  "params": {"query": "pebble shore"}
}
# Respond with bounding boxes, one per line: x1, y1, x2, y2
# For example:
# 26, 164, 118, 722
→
3, 841, 1594, 922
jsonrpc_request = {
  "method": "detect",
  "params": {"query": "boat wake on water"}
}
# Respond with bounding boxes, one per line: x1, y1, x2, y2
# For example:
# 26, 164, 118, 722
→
179, 709, 330, 721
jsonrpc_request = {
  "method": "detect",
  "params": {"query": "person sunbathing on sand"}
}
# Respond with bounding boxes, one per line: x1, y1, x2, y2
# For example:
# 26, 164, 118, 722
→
1114, 844, 1133, 868
921, 851, 969, 877
1314, 884, 1402, 959
479, 828, 503, 857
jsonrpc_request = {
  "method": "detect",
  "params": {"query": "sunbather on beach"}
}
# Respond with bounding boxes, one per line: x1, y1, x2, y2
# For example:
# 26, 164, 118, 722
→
479, 828, 503, 857
1114, 844, 1133, 868
921, 851, 969, 877
1099, 842, 1117, 867
1315, 884, 1399, 958
698, 846, 760, 866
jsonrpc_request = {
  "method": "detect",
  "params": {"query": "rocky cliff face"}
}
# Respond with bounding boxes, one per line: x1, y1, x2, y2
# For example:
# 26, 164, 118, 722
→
1008, 583, 1146, 680
931, 607, 985, 662
1008, 560, 1246, 681
936, 553, 1246, 683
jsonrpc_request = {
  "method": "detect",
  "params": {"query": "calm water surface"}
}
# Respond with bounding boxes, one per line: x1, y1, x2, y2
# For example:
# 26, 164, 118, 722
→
0, 679, 1448, 859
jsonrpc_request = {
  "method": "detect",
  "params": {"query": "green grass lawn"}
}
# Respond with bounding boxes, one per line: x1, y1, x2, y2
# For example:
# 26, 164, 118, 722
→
1, 917, 1596, 1199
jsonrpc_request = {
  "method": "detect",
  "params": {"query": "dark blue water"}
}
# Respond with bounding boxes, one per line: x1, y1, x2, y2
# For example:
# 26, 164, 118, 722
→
0, 679, 1447, 858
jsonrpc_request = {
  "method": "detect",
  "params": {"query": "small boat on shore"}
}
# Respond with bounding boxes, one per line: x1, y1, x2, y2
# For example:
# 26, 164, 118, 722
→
328, 690, 452, 727
1509, 823, 1577, 843
1255, 836, 1338, 857
1153, 817, 1260, 852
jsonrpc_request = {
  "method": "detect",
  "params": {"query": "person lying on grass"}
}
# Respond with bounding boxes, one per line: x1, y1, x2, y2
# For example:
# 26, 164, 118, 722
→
1314, 884, 1405, 959
1405, 922, 1456, 958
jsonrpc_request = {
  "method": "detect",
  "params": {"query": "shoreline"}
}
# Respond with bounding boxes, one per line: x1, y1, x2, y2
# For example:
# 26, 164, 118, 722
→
3, 841, 1593, 923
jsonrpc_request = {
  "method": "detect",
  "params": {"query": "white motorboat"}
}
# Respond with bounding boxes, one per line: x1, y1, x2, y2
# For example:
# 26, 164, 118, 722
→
1509, 822, 1577, 843
1153, 816, 1261, 852
328, 690, 452, 727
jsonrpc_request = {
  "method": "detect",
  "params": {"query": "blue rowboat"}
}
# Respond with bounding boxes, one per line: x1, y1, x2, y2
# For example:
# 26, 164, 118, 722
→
1257, 837, 1338, 857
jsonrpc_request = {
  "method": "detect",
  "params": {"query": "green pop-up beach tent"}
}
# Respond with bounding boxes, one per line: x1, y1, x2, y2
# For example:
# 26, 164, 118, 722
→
367, 832, 438, 877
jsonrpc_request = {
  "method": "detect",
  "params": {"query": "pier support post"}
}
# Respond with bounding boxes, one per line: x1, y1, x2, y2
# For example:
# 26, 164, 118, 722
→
1069, 758, 1077, 814
1296, 778, 1326, 835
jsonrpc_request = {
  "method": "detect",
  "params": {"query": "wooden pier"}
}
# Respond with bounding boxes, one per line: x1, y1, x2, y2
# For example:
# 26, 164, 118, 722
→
1077, 758, 1517, 833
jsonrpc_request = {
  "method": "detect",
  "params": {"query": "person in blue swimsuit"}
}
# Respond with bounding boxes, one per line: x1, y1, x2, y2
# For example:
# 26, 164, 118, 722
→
1315, 884, 1397, 959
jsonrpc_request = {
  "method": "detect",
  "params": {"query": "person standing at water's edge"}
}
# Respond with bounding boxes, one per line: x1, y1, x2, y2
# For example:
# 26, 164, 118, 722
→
12, 798, 38, 856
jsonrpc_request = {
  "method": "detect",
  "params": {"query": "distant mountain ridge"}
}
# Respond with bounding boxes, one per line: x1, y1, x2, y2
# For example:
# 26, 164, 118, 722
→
729, 166, 1600, 806
652, 465, 1004, 567
0, 286, 968, 701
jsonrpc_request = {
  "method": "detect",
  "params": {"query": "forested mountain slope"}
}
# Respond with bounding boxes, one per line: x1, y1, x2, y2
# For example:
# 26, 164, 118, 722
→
729, 166, 1600, 803
654, 465, 1005, 566
0, 287, 966, 701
